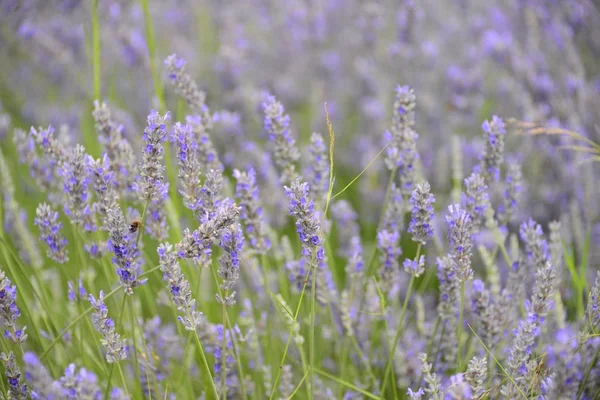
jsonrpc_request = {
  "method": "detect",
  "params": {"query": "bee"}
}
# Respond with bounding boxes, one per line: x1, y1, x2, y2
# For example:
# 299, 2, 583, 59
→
129, 219, 141, 233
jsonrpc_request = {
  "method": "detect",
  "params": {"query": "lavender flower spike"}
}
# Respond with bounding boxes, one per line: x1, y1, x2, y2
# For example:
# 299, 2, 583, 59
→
403, 255, 425, 277
284, 180, 324, 265
158, 243, 203, 331
171, 122, 201, 211
461, 172, 489, 230
262, 93, 300, 184
106, 207, 146, 294
408, 181, 435, 245
233, 168, 270, 253
305, 132, 329, 201
164, 54, 210, 115
135, 110, 170, 204
89, 291, 128, 363
446, 204, 473, 281
1, 352, 28, 399
60, 144, 95, 231
86, 154, 119, 229
0, 269, 27, 344
34, 203, 68, 264
477, 115, 506, 184
217, 224, 244, 306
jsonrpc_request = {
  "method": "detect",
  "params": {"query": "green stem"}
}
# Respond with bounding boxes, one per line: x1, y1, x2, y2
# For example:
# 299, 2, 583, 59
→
141, 0, 165, 111
577, 342, 600, 400
190, 317, 220, 399
116, 362, 130, 398
457, 280, 466, 370
129, 296, 141, 397
380, 273, 416, 395
103, 364, 115, 400
220, 300, 227, 400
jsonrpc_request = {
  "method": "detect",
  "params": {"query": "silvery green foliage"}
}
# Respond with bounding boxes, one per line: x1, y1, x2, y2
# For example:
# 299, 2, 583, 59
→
92, 101, 136, 194
418, 353, 442, 400
305, 132, 329, 202
88, 291, 128, 363
465, 356, 487, 397
1, 352, 28, 400
86, 154, 119, 229
158, 243, 203, 331
262, 94, 300, 184
34, 202, 69, 264
502, 260, 556, 398
233, 168, 270, 253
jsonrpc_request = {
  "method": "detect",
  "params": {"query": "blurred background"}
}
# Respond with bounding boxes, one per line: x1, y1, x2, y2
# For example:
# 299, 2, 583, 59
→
1, 0, 599, 250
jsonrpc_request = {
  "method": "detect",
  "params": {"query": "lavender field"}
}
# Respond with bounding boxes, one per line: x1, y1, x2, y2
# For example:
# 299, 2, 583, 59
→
0, 1, 600, 399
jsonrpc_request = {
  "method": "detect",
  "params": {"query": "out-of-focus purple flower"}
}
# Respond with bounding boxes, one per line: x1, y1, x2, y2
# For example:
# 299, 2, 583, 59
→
233, 168, 270, 253
262, 93, 300, 184
305, 132, 329, 202
186, 115, 222, 173
461, 172, 488, 230
88, 291, 128, 363
59, 363, 102, 399
164, 54, 208, 113
67, 279, 87, 303
498, 163, 523, 226
171, 122, 201, 211
403, 255, 425, 277
519, 218, 549, 270
34, 203, 68, 264
476, 115, 506, 184
377, 229, 401, 293
59, 144, 95, 231
86, 154, 118, 229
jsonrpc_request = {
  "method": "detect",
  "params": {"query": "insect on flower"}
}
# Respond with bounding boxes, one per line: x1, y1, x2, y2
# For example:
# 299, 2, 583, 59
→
129, 219, 141, 233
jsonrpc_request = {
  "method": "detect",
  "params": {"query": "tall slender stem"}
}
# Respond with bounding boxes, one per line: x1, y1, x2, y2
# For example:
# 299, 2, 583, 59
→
457, 281, 466, 370
91, 0, 100, 100
309, 259, 317, 400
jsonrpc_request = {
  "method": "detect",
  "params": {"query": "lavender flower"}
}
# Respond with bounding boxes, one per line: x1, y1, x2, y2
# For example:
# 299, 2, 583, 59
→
187, 115, 222, 173
418, 353, 442, 400
498, 162, 522, 225
382, 183, 404, 232
106, 206, 145, 294
171, 122, 201, 211
436, 256, 459, 365
233, 168, 270, 253
471, 279, 510, 350
92, 101, 136, 193
461, 172, 489, 230
284, 180, 324, 264
520, 218, 549, 270
1, 352, 28, 399
502, 261, 555, 397
67, 279, 87, 303
164, 54, 210, 115
377, 229, 401, 293
29, 125, 67, 172
176, 200, 240, 261
195, 169, 224, 221
403, 255, 425, 277
86, 155, 119, 229
89, 291, 128, 363
446, 204, 473, 281
158, 243, 203, 331
384, 85, 420, 197
34, 203, 68, 264
408, 181, 435, 245
477, 115, 506, 184
0, 270, 27, 344
59, 144, 95, 231
23, 352, 62, 399
217, 224, 244, 306
262, 94, 300, 184
305, 132, 329, 201
134, 110, 170, 205
13, 128, 53, 191
331, 200, 360, 258
59, 363, 102, 399
584, 271, 600, 334
465, 356, 487, 397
